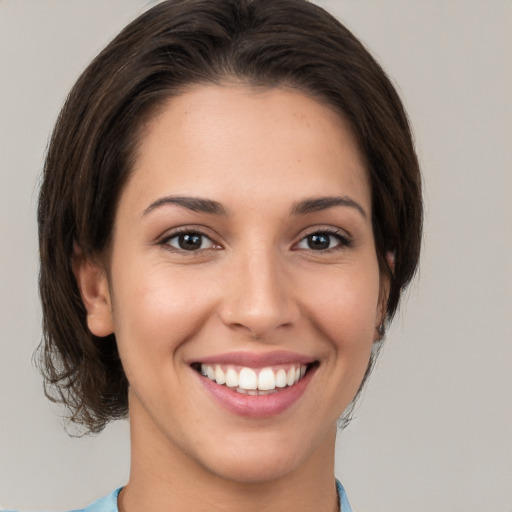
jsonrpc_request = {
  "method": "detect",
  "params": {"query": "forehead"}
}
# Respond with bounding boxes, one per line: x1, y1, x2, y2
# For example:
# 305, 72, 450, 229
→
123, 83, 371, 214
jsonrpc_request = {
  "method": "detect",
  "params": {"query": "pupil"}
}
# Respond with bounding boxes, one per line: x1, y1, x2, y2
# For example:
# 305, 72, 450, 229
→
308, 234, 330, 250
179, 233, 202, 250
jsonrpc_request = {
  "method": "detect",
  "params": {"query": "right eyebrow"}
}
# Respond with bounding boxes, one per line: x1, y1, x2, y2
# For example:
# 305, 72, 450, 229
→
142, 196, 229, 217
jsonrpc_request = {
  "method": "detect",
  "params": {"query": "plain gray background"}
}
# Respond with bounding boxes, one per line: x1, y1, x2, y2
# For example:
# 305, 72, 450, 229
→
1, 1, 511, 511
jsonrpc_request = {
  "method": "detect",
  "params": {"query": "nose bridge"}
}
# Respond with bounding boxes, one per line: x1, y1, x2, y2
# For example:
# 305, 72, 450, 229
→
220, 240, 297, 337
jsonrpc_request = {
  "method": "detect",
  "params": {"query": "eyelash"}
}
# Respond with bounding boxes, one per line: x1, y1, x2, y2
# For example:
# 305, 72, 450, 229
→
160, 228, 219, 253
159, 227, 352, 254
294, 229, 352, 252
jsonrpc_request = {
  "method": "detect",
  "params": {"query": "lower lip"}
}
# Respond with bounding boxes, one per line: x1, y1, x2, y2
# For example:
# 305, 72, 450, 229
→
197, 367, 316, 418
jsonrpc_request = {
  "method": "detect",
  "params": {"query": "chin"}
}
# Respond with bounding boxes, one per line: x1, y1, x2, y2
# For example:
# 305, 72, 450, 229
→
191, 428, 332, 485
207, 451, 305, 484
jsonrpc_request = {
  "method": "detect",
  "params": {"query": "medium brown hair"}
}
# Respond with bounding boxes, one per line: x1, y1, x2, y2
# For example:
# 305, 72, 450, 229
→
37, 0, 422, 433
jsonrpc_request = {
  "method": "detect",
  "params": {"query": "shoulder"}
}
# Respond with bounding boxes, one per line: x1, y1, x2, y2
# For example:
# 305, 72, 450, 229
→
336, 479, 354, 512
68, 488, 122, 512
1, 488, 122, 512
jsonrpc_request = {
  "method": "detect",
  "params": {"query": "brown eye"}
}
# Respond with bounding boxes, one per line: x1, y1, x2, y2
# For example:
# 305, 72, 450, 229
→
306, 233, 331, 250
296, 231, 348, 251
166, 232, 214, 251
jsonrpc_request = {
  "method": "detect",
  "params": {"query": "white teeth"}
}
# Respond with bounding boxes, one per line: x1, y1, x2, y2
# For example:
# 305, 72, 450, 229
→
199, 363, 310, 393
239, 368, 258, 390
258, 367, 276, 390
286, 367, 295, 386
225, 368, 239, 388
275, 368, 287, 388
215, 365, 226, 385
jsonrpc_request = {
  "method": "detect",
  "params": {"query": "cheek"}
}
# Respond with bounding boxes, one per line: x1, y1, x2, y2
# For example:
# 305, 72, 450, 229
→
294, 261, 381, 417
110, 264, 218, 365
301, 263, 381, 352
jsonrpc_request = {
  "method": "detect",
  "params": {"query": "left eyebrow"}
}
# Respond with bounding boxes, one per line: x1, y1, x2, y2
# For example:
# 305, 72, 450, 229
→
142, 195, 229, 216
291, 196, 367, 219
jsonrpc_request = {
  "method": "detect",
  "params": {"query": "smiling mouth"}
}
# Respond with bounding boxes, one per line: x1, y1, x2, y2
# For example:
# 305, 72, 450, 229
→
192, 362, 318, 396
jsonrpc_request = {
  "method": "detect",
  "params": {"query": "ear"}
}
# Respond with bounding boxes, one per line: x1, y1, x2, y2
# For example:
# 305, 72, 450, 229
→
386, 251, 395, 273
72, 243, 114, 337
374, 251, 395, 342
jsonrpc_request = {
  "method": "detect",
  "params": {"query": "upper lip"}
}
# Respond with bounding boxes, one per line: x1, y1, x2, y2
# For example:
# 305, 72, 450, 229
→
190, 350, 317, 368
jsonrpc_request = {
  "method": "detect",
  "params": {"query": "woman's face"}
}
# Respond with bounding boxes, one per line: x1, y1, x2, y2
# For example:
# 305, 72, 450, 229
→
85, 84, 384, 483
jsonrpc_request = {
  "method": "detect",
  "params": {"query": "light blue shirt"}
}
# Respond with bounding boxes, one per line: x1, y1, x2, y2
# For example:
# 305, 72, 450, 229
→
5, 480, 352, 512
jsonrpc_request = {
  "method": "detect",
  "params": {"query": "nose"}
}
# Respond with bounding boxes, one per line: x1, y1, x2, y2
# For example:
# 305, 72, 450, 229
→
218, 247, 300, 338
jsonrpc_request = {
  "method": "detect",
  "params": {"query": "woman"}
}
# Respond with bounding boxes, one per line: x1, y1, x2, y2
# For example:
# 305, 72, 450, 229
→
32, 0, 422, 510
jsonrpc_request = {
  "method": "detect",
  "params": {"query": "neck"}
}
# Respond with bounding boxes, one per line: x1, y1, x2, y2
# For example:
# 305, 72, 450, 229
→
119, 402, 339, 512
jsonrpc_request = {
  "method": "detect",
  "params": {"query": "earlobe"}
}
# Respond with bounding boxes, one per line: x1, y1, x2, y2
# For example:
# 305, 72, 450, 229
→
374, 289, 388, 342
374, 251, 395, 342
386, 251, 395, 273
72, 243, 114, 337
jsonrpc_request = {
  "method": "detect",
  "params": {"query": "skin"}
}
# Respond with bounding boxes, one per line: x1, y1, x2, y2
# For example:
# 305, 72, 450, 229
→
76, 84, 386, 512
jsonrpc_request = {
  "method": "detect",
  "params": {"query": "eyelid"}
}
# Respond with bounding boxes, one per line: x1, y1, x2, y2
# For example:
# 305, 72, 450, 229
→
292, 226, 352, 251
155, 224, 352, 253
158, 226, 223, 252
